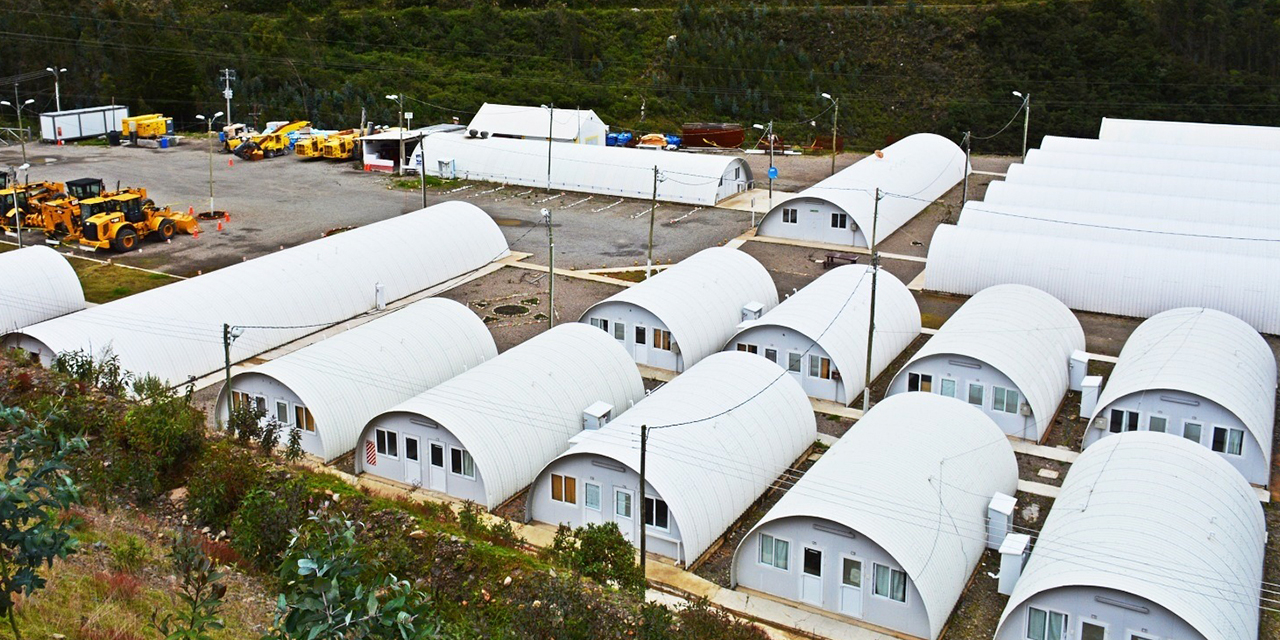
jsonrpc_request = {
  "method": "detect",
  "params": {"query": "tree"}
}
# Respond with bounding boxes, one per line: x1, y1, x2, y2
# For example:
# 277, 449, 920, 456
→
266, 511, 448, 640
0, 406, 87, 640
151, 531, 227, 640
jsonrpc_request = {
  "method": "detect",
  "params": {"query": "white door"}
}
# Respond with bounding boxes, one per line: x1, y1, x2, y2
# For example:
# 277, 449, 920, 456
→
583, 482, 603, 525
633, 325, 648, 364
403, 436, 422, 487
801, 547, 823, 606
613, 488, 635, 542
428, 442, 447, 492
839, 557, 863, 618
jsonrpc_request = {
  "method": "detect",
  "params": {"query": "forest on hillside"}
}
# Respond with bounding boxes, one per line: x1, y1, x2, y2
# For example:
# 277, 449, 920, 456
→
2, 0, 1278, 153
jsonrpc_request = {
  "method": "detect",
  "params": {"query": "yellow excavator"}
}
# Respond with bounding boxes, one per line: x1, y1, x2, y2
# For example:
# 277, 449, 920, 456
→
321, 129, 361, 160
78, 190, 200, 252
225, 120, 311, 160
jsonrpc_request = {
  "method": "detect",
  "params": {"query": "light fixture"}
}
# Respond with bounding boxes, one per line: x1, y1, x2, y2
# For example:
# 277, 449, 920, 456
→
1012, 90, 1024, 98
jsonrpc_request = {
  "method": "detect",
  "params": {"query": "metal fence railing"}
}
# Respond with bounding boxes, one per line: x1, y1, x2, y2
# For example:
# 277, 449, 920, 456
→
0, 127, 31, 146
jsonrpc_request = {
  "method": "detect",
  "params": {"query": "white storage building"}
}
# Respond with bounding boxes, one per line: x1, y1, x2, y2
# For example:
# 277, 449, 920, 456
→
1099, 116, 1280, 151
887, 285, 1084, 442
2, 202, 509, 385
1003, 163, 1280, 205
354, 324, 646, 509
995, 431, 1265, 640
40, 105, 128, 143
981, 181, 1280, 231
417, 132, 752, 206
1022, 148, 1280, 184
361, 124, 464, 173
732, 392, 1018, 640
1082, 307, 1276, 486
924, 225, 1280, 335
213, 299, 497, 462
756, 133, 967, 247
725, 265, 920, 405
1039, 134, 1280, 168
579, 247, 777, 372
466, 103, 608, 145
527, 351, 816, 566
0, 246, 86, 334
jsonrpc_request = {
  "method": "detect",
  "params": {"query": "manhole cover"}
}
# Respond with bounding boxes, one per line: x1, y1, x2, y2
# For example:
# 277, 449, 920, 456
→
494, 304, 529, 317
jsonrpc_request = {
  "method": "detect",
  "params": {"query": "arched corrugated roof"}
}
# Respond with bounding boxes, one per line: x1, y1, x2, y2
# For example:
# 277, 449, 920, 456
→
997, 432, 1266, 640
1088, 308, 1276, 465
1039, 135, 1280, 167
357, 323, 646, 509
0, 246, 85, 334
1023, 148, 1280, 184
215, 299, 496, 462
735, 392, 1017, 640
3, 202, 509, 385
731, 264, 920, 402
984, 181, 1280, 229
758, 133, 968, 244
1099, 117, 1280, 151
892, 284, 1084, 437
580, 247, 778, 368
1004, 163, 1280, 205
541, 351, 815, 563
417, 132, 753, 206
924, 225, 1280, 335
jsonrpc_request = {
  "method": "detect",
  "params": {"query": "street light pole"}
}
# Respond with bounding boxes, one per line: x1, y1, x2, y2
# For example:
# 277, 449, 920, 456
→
646, 166, 663, 280
2, 93, 35, 164
222, 323, 243, 420
1012, 91, 1030, 161
542, 103, 554, 192
542, 208, 554, 328
45, 67, 66, 112
386, 94, 405, 176
753, 121, 775, 210
961, 131, 971, 204
196, 112, 224, 216
821, 92, 839, 176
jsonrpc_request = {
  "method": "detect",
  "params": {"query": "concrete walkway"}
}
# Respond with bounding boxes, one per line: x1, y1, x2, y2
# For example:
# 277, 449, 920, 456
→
1009, 439, 1079, 464
743, 234, 928, 264
506, 260, 636, 287
1018, 480, 1061, 498
717, 188, 800, 214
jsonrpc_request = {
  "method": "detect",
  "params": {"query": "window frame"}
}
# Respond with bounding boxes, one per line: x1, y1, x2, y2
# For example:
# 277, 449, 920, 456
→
584, 482, 602, 511
613, 322, 626, 341
550, 473, 577, 504
809, 355, 832, 380
967, 383, 985, 407
653, 328, 673, 351
764, 348, 778, 363
908, 372, 933, 393
782, 208, 798, 224
831, 212, 848, 229
939, 378, 957, 398
614, 489, 634, 520
275, 400, 291, 425
643, 496, 670, 531
296, 405, 316, 432
787, 352, 802, 373
871, 563, 908, 604
1182, 420, 1203, 445
1148, 415, 1167, 433
449, 446, 476, 480
635, 326, 647, 345
993, 386, 1020, 414
1211, 426, 1245, 456
1025, 606, 1068, 640
1109, 408, 1139, 433
589, 317, 609, 333
375, 428, 398, 458
757, 532, 789, 571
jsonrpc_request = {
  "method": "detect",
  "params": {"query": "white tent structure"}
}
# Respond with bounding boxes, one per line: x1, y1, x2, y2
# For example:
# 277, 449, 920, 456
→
1023, 148, 1280, 184
995, 432, 1266, 640
1083, 308, 1276, 486
732, 392, 1018, 640
1039, 135, 1280, 167
354, 324, 646, 509
957, 201, 1280, 260
924, 225, 1280, 335
725, 265, 921, 405
0, 246, 85, 334
982, 181, 1280, 230
887, 285, 1084, 441
580, 247, 777, 372
1099, 116, 1280, 151
361, 124, 464, 173
2, 202, 510, 385
417, 132, 752, 206
1003, 163, 1280, 204
756, 133, 967, 247
467, 103, 608, 145
213, 299, 497, 462
527, 351, 815, 566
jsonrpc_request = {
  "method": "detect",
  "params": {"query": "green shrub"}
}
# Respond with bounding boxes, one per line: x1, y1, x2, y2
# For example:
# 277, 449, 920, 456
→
230, 477, 316, 569
187, 441, 262, 529
547, 521, 643, 591
457, 500, 484, 536
92, 377, 205, 502
51, 349, 130, 397
226, 401, 265, 445
109, 534, 148, 574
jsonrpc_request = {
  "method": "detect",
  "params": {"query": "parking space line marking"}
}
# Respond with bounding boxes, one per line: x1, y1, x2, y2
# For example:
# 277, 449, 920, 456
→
667, 207, 702, 224
536, 193, 563, 204
592, 198, 624, 213
562, 195, 593, 209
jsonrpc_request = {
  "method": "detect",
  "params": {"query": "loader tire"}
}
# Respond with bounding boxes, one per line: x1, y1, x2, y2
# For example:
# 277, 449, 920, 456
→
155, 219, 176, 240
112, 227, 138, 252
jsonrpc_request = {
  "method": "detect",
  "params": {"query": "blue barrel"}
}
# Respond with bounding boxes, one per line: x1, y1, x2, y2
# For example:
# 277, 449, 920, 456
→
158, 137, 169, 149
665, 134, 682, 147
219, 131, 226, 144
607, 133, 619, 147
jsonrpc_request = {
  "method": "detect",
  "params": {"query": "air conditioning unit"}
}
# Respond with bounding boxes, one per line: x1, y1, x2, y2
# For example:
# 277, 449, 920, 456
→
671, 341, 681, 356
832, 369, 843, 381
1092, 416, 1108, 430
742, 301, 765, 322
1018, 401, 1031, 416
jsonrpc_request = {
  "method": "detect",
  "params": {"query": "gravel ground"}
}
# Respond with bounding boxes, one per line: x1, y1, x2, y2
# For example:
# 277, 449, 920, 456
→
938, 549, 1005, 640
737, 239, 924, 303
1016, 452, 1068, 487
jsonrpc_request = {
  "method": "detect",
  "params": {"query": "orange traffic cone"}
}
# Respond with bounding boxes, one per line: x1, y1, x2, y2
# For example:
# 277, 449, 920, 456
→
217, 221, 223, 231
223, 212, 230, 222
188, 206, 194, 216
193, 229, 200, 239
228, 158, 234, 167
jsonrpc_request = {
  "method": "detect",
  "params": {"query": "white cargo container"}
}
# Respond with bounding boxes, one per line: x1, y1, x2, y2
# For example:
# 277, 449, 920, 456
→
39, 105, 128, 142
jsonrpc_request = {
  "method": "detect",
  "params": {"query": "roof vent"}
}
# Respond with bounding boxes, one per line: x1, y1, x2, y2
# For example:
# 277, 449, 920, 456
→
582, 401, 613, 431
742, 301, 765, 322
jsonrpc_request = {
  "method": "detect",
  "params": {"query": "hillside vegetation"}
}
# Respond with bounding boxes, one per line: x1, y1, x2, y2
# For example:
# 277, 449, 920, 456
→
2, 1, 1278, 153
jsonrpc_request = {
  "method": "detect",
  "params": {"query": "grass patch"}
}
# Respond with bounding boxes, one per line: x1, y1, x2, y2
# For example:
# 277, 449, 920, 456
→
76, 137, 111, 147
389, 175, 452, 191
607, 270, 649, 283
0, 242, 179, 303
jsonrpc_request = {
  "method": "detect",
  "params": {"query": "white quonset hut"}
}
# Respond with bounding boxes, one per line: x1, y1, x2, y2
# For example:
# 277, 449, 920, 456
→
1083, 308, 1277, 486
995, 432, 1266, 640
983, 181, 1280, 230
1039, 134, 1280, 167
756, 133, 967, 247
467, 103, 608, 145
887, 285, 1084, 442
1022, 148, 1280, 184
725, 265, 920, 405
354, 324, 645, 509
213, 300, 496, 462
527, 351, 816, 566
924, 225, 1280, 335
732, 392, 1018, 640
0, 246, 86, 334
417, 132, 752, 206
1099, 116, 1280, 151
579, 247, 777, 372
2, 202, 509, 385
1003, 163, 1280, 205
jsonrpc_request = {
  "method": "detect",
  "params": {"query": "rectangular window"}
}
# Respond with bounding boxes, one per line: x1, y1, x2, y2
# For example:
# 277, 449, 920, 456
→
230, 390, 248, 409
644, 496, 670, 530
831, 213, 848, 229
550, 474, 577, 504
654, 328, 673, 351
809, 355, 832, 379
295, 406, 316, 432
872, 564, 907, 603
782, 208, 798, 224
276, 401, 290, 424
764, 348, 777, 363
993, 387, 1020, 414
787, 353, 802, 373
615, 490, 633, 519
940, 379, 957, 398
635, 326, 647, 345
254, 395, 267, 414
450, 448, 475, 479
1026, 607, 1067, 640
908, 372, 933, 393
430, 443, 444, 467
375, 429, 397, 457
758, 533, 789, 570
613, 322, 626, 341
584, 483, 601, 511
1109, 409, 1139, 433
1148, 416, 1167, 433
1183, 421, 1203, 444
841, 558, 861, 587
1081, 622, 1106, 640
589, 317, 609, 333
735, 343, 758, 354
1212, 426, 1245, 456
404, 437, 419, 462
967, 383, 984, 407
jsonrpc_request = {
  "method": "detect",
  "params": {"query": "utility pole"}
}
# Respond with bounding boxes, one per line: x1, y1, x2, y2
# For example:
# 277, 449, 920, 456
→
220, 69, 236, 124
542, 208, 554, 328
821, 92, 839, 176
46, 67, 66, 112
15, 164, 26, 248
646, 166, 662, 280
386, 94, 405, 176
196, 112, 223, 215
1012, 91, 1030, 161
862, 188, 882, 413
961, 131, 971, 204
638, 424, 648, 579
222, 323, 243, 420
543, 103, 554, 192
